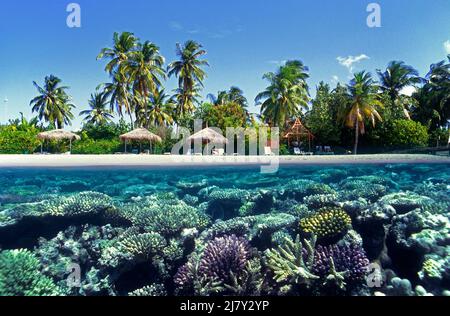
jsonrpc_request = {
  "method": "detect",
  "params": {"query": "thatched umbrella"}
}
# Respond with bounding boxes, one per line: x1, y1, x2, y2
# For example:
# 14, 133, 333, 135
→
37, 129, 81, 153
187, 128, 228, 154
187, 128, 229, 145
119, 128, 162, 154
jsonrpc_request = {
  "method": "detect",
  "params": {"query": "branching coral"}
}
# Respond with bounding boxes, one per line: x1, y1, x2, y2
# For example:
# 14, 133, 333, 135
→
121, 196, 211, 237
198, 235, 251, 284
116, 229, 167, 260
174, 235, 253, 295
224, 258, 266, 296
264, 235, 319, 286
313, 244, 369, 287
0, 249, 61, 296
128, 283, 167, 296
43, 191, 114, 217
300, 208, 352, 239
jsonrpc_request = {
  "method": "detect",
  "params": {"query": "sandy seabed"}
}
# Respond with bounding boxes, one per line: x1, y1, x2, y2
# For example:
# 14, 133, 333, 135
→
0, 154, 449, 168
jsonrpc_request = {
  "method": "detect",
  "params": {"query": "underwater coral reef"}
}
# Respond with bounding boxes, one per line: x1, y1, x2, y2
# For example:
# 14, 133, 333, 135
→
0, 164, 449, 296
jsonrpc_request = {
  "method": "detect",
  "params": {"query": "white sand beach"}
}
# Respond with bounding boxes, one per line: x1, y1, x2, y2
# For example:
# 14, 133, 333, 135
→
0, 154, 448, 168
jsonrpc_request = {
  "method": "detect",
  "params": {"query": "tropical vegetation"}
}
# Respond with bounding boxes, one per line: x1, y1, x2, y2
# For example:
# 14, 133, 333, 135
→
1, 31, 449, 155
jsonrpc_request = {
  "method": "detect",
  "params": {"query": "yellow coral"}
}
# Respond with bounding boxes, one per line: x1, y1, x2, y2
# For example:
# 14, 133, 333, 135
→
299, 208, 351, 239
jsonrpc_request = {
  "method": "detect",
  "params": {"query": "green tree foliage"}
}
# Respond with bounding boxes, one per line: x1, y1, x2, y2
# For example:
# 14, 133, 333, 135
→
256, 60, 309, 128
412, 55, 450, 130
98, 32, 169, 127
30, 75, 75, 128
0, 115, 42, 154
196, 102, 247, 132
380, 119, 429, 148
81, 120, 130, 140
80, 92, 114, 125
339, 71, 383, 154
72, 137, 122, 154
168, 40, 209, 118
306, 82, 341, 144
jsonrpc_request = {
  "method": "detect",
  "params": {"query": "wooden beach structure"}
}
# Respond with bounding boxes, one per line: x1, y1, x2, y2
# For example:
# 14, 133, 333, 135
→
119, 128, 162, 154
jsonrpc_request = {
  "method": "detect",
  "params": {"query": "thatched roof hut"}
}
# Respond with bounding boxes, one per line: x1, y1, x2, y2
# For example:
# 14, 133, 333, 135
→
37, 129, 81, 141
187, 128, 229, 145
37, 129, 81, 153
119, 128, 162, 153
120, 128, 162, 142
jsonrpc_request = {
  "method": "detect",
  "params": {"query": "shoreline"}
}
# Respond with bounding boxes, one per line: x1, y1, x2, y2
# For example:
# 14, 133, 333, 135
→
0, 154, 449, 168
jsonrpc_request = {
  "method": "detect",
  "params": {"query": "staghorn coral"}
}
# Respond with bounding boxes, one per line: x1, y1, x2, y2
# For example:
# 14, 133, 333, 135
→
300, 208, 352, 240
264, 235, 319, 287
224, 258, 266, 296
0, 249, 61, 296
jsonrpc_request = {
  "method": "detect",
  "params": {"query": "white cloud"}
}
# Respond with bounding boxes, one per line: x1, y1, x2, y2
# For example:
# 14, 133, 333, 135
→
400, 86, 417, 97
444, 40, 450, 54
332, 75, 339, 83
169, 21, 183, 31
337, 54, 370, 72
267, 60, 287, 65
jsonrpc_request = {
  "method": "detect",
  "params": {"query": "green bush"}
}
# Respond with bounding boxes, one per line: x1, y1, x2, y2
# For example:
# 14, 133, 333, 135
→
384, 119, 429, 148
0, 127, 41, 154
429, 128, 449, 147
72, 138, 122, 154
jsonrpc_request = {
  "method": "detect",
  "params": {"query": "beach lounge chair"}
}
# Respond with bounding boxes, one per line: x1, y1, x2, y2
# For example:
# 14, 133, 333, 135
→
323, 146, 335, 155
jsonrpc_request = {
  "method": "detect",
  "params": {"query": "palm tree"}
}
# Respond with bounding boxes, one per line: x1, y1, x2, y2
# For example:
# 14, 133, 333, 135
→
255, 60, 309, 127
377, 61, 422, 118
30, 75, 75, 129
341, 71, 383, 154
208, 86, 248, 108
97, 32, 138, 74
101, 71, 134, 126
138, 89, 175, 128
171, 85, 202, 118
126, 41, 166, 98
412, 56, 450, 129
168, 40, 209, 117
80, 92, 114, 125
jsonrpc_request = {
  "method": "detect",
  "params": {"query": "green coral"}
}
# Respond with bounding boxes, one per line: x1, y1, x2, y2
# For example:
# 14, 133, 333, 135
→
224, 258, 266, 295
117, 229, 166, 260
299, 208, 351, 239
43, 191, 114, 217
0, 249, 60, 296
264, 235, 319, 287
120, 195, 210, 236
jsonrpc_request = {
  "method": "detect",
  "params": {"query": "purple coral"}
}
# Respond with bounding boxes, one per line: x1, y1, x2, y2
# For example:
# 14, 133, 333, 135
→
174, 235, 251, 288
313, 244, 369, 283
199, 235, 251, 283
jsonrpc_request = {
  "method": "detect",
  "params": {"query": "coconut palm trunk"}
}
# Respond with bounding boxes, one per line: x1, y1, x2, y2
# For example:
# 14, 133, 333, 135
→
354, 119, 359, 155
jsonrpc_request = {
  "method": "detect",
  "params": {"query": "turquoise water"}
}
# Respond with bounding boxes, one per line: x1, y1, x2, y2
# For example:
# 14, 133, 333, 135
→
0, 163, 449, 296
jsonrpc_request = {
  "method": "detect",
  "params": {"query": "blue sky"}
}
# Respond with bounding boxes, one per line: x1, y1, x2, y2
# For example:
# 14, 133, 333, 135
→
0, 0, 449, 128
